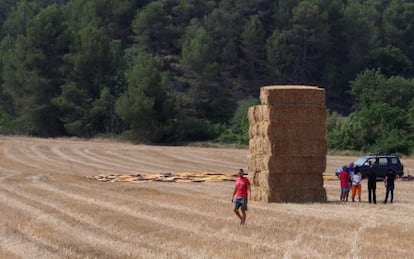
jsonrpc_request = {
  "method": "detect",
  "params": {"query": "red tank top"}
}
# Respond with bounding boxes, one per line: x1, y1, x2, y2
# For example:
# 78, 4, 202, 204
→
235, 177, 250, 198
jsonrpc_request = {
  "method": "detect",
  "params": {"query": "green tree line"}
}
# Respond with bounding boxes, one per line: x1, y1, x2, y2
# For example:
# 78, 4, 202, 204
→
0, 0, 414, 153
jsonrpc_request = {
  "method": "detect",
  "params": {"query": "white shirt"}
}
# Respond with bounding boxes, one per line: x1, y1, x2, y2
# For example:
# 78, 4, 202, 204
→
352, 174, 361, 185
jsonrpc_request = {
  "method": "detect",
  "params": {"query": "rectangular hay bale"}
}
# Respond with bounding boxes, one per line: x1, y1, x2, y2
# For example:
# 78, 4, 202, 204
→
248, 85, 328, 203
248, 121, 327, 142
251, 186, 327, 203
260, 85, 325, 106
248, 136, 327, 156
248, 105, 327, 124
247, 154, 326, 174
250, 172, 323, 189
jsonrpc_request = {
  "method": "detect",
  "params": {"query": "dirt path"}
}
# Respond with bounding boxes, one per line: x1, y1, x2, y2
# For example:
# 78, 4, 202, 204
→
1, 136, 413, 258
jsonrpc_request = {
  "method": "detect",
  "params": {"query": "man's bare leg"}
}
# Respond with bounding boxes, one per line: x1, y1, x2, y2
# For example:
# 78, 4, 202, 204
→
233, 209, 242, 223
241, 210, 246, 225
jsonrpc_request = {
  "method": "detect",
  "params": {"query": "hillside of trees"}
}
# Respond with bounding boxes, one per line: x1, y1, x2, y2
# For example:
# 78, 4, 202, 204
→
1, 0, 414, 154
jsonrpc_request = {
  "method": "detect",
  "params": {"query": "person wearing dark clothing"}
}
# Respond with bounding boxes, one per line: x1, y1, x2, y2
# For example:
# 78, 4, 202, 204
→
367, 170, 377, 204
384, 169, 396, 204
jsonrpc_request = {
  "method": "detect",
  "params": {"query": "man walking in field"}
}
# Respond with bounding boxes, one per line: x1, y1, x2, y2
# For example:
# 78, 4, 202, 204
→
232, 169, 251, 225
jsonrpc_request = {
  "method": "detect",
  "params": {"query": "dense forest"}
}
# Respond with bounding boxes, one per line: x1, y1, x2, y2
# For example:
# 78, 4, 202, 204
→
1, 0, 414, 154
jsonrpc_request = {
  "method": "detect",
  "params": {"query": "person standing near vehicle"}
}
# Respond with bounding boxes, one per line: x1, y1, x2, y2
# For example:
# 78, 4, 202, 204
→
346, 162, 355, 201
367, 167, 377, 204
232, 169, 251, 225
384, 169, 396, 203
351, 167, 362, 202
340, 165, 350, 202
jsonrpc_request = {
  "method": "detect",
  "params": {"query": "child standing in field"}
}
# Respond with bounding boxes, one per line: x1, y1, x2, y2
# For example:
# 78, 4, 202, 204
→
339, 165, 350, 202
351, 167, 362, 202
232, 169, 251, 225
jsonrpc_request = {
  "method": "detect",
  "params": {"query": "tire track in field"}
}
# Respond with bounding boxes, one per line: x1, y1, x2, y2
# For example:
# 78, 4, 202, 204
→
52, 142, 199, 174
0, 203, 80, 259
131, 182, 349, 251
105, 146, 244, 173
21, 143, 76, 173
0, 184, 190, 258
71, 147, 138, 172
1, 182, 236, 258
3, 137, 245, 175
158, 147, 246, 169
61, 181, 237, 222
0, 211, 42, 259
68, 180, 346, 250
104, 149, 182, 173
40, 180, 347, 256
82, 148, 144, 171
6, 188, 196, 259
0, 210, 61, 259
0, 186, 181, 258
137, 147, 245, 172
106, 148, 194, 172
29, 144, 74, 169
28, 181, 280, 256
2, 144, 45, 171
0, 141, 358, 258
50, 145, 115, 173
84, 146, 180, 173
63, 144, 158, 174
0, 193, 80, 258
3, 143, 83, 176
4, 137, 413, 258
54, 181, 232, 225
8, 142, 66, 172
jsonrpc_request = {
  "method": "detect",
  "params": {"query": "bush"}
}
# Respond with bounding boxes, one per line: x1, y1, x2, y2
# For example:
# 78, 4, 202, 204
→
217, 98, 259, 145
0, 111, 12, 134
328, 103, 413, 154
172, 117, 224, 143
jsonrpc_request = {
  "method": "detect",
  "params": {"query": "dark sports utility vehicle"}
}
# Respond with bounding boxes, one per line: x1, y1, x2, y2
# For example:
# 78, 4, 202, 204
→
335, 154, 404, 179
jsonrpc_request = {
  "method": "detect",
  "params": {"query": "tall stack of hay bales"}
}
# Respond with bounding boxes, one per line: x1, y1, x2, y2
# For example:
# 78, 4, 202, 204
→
248, 86, 327, 202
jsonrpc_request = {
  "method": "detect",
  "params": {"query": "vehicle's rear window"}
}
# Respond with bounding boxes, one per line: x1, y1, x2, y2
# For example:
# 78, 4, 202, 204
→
390, 157, 399, 164
378, 157, 388, 165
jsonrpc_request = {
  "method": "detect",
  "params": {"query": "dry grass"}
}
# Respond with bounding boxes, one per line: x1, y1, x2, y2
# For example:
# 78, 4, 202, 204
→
1, 136, 414, 258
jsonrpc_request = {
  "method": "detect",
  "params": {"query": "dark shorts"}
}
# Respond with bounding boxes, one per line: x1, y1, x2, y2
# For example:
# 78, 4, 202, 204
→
341, 187, 349, 193
233, 198, 248, 211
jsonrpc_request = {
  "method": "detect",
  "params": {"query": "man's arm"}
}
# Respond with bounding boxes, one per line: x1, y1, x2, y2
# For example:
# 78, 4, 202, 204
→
248, 184, 251, 200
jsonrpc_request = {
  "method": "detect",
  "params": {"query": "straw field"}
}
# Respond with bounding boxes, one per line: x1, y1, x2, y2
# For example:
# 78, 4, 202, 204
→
1, 136, 414, 258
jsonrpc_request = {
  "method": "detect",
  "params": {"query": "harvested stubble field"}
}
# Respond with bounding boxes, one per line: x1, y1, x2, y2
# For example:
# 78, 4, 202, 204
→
1, 136, 414, 259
